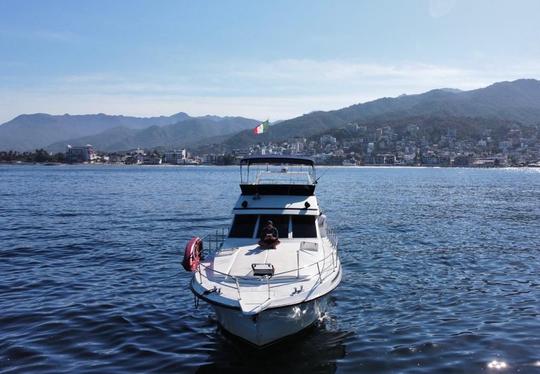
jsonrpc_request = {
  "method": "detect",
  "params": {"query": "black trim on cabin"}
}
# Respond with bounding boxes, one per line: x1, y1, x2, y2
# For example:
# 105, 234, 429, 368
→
240, 156, 314, 166
240, 184, 315, 196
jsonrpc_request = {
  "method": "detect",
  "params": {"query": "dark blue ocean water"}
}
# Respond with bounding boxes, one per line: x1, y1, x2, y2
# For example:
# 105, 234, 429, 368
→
0, 165, 539, 373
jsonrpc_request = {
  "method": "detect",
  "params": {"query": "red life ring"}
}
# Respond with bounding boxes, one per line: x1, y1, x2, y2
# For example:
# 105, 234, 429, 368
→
182, 237, 203, 271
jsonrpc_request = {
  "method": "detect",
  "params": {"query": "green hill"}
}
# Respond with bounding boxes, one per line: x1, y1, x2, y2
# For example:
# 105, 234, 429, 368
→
222, 79, 540, 148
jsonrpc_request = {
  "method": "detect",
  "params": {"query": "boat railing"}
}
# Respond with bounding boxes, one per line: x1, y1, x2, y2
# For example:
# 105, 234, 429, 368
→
326, 223, 339, 249
253, 170, 315, 185
201, 227, 229, 257
201, 225, 335, 259
195, 239, 339, 302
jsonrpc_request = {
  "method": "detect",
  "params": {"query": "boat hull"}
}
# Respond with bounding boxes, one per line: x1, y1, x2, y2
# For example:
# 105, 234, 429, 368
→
213, 293, 331, 347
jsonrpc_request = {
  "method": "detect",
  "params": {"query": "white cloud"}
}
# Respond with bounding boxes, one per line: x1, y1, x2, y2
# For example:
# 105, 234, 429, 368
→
228, 59, 481, 91
2, 58, 540, 124
50, 60, 487, 97
0, 91, 359, 123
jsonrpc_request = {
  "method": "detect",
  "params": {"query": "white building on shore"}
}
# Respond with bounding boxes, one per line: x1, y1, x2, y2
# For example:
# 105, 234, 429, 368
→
66, 144, 96, 163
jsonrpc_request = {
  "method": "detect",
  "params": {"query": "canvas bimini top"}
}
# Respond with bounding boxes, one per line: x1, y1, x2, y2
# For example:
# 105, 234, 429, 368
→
240, 156, 315, 166
239, 156, 317, 196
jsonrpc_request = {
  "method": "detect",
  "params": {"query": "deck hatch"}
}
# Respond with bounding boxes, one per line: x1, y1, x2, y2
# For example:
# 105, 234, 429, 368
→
252, 263, 275, 277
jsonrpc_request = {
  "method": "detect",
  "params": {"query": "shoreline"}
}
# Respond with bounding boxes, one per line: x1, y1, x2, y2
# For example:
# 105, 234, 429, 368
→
1, 161, 539, 169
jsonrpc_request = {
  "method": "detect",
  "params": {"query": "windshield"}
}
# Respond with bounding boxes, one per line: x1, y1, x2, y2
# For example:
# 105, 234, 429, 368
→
229, 214, 318, 239
229, 215, 258, 238
291, 215, 317, 238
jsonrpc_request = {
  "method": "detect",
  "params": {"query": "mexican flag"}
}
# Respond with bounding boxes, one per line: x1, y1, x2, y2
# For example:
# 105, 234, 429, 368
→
253, 120, 270, 135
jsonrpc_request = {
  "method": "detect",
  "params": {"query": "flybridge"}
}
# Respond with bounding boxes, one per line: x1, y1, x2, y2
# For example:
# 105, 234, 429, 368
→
239, 156, 317, 196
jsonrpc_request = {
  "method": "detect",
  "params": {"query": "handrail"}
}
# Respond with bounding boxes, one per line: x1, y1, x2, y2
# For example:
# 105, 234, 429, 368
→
200, 225, 338, 277
316, 221, 338, 277
193, 223, 340, 304
254, 170, 314, 185
194, 239, 339, 300
201, 227, 229, 257
325, 223, 339, 249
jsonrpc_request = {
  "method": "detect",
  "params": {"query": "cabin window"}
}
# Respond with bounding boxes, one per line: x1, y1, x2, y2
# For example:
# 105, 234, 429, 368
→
258, 215, 290, 239
292, 215, 317, 238
229, 215, 258, 238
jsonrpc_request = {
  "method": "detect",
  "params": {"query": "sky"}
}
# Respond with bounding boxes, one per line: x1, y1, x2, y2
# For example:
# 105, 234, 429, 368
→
1, 0, 540, 123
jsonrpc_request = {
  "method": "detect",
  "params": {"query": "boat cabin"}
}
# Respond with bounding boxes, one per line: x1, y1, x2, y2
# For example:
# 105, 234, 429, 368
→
232, 156, 322, 241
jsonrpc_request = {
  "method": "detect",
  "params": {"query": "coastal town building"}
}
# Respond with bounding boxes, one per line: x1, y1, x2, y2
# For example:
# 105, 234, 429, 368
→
163, 149, 187, 164
65, 145, 96, 163
50, 122, 540, 168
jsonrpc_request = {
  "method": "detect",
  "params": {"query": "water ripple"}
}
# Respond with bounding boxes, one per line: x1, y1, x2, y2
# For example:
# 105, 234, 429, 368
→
0, 165, 539, 373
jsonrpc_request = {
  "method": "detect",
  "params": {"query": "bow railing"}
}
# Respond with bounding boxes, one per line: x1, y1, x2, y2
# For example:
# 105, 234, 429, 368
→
194, 238, 339, 303
201, 227, 228, 258
326, 224, 339, 249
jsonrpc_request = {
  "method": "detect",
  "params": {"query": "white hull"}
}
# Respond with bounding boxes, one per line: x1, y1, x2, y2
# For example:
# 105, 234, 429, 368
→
213, 294, 331, 346
187, 157, 342, 347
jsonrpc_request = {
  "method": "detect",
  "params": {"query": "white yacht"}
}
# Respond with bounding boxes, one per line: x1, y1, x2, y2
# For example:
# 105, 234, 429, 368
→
183, 156, 342, 346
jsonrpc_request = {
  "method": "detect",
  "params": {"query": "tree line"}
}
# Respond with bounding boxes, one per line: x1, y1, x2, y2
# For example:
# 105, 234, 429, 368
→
0, 150, 66, 163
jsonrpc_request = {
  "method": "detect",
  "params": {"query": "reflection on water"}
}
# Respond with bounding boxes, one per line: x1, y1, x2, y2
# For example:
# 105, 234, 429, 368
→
487, 360, 508, 370
198, 318, 350, 373
0, 165, 539, 373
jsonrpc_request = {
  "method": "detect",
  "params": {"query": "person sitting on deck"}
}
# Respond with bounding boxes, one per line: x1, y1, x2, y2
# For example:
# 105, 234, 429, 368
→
259, 220, 280, 248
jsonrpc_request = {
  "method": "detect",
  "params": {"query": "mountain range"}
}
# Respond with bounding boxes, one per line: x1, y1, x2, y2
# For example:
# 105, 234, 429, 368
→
0, 112, 259, 152
1, 79, 540, 152
45, 116, 259, 153
222, 79, 540, 148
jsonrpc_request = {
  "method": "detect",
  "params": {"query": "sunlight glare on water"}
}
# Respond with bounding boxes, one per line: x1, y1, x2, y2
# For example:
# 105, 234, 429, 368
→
487, 360, 508, 370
